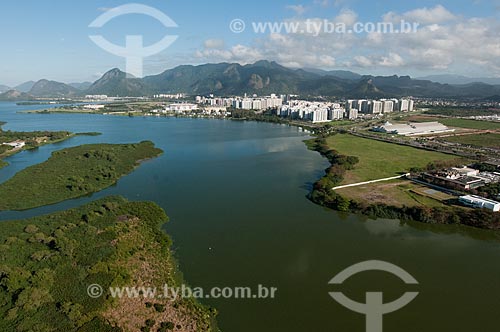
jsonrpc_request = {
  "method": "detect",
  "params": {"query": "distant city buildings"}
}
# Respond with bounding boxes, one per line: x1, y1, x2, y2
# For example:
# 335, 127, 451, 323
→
278, 101, 345, 123
196, 94, 284, 111
277, 97, 415, 124
164, 103, 198, 112
153, 93, 186, 99
85, 95, 108, 100
346, 98, 414, 114
83, 104, 105, 110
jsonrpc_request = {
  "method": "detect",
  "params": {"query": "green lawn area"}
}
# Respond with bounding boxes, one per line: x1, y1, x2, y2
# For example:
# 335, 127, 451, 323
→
440, 133, 500, 148
0, 141, 163, 211
326, 134, 460, 184
438, 118, 500, 130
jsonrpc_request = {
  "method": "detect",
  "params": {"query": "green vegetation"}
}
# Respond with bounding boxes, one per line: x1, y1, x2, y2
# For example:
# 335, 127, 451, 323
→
0, 141, 163, 210
438, 118, 500, 130
0, 129, 72, 150
77, 132, 102, 137
440, 133, 500, 148
0, 196, 216, 331
0, 124, 80, 168
324, 134, 458, 183
307, 134, 500, 229
336, 181, 452, 209
424, 107, 500, 117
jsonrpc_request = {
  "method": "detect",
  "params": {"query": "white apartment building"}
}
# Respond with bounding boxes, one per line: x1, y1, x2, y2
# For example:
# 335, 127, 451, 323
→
329, 108, 344, 120
347, 108, 359, 120
372, 101, 383, 114
382, 100, 394, 113
310, 109, 329, 123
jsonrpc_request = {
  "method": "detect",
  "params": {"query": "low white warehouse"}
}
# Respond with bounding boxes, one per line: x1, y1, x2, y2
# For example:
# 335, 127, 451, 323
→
459, 195, 500, 212
372, 121, 455, 136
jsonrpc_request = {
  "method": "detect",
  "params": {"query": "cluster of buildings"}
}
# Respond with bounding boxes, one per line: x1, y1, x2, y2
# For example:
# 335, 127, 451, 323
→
418, 166, 500, 212
84, 95, 109, 100
372, 121, 455, 136
195, 94, 284, 111
151, 103, 199, 113
421, 166, 500, 192
346, 99, 414, 114
152, 93, 186, 99
83, 104, 105, 110
278, 101, 349, 123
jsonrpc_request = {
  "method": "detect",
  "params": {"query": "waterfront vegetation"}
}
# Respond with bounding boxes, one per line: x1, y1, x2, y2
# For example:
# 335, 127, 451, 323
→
439, 133, 500, 148
0, 141, 163, 210
307, 134, 500, 229
0, 196, 216, 332
324, 134, 460, 184
0, 124, 89, 168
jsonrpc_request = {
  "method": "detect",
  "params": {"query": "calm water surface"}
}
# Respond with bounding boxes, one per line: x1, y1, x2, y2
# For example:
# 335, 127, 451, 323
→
1, 102, 500, 332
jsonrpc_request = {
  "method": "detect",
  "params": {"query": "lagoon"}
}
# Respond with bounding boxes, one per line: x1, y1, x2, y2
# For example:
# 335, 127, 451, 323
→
1, 101, 500, 331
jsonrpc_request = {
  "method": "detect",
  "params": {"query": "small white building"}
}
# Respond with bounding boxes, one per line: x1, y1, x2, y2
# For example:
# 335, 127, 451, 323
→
459, 195, 500, 212
83, 104, 105, 110
165, 103, 198, 112
3, 140, 26, 149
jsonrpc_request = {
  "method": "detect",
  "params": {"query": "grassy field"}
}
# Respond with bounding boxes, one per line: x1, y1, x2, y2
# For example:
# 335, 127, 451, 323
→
0, 196, 215, 332
438, 118, 500, 130
325, 134, 460, 184
439, 133, 500, 148
0, 141, 163, 210
336, 180, 453, 208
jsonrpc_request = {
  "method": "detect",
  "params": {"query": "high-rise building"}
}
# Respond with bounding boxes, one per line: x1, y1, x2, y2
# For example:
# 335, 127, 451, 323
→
347, 108, 359, 120
382, 100, 394, 113
311, 109, 329, 123
399, 99, 410, 112
372, 101, 383, 114
328, 108, 344, 120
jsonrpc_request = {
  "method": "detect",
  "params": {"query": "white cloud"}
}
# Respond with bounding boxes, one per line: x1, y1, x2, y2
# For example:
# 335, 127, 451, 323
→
286, 5, 307, 16
194, 5, 500, 76
334, 9, 358, 26
204, 39, 225, 49
384, 5, 457, 25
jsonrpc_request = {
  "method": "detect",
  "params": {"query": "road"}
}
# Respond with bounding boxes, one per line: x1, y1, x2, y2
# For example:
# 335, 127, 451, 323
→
332, 173, 411, 190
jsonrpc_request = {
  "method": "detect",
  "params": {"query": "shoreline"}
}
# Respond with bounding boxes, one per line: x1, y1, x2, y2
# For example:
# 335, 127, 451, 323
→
305, 134, 500, 230
0, 141, 163, 211
0, 196, 217, 331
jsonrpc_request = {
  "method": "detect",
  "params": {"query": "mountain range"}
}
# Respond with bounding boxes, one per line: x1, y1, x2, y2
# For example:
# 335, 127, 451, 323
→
2, 60, 500, 100
416, 75, 500, 85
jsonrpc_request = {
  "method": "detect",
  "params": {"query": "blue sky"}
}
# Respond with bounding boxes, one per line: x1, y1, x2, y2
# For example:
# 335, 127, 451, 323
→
1, 0, 499, 86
